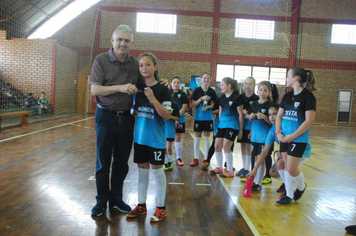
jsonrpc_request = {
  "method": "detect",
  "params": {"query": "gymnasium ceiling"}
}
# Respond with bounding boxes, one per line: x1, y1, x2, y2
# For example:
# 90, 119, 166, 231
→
0, 0, 76, 39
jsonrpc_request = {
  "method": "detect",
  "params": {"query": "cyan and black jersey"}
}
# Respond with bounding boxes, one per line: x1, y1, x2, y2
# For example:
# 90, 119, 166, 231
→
248, 100, 272, 143
165, 102, 180, 139
241, 93, 259, 130
134, 83, 172, 149
192, 87, 217, 121
266, 125, 312, 157
218, 93, 244, 130
172, 90, 188, 124
280, 88, 316, 143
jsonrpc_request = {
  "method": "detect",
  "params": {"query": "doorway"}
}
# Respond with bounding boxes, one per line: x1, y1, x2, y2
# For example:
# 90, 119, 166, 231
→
337, 90, 353, 123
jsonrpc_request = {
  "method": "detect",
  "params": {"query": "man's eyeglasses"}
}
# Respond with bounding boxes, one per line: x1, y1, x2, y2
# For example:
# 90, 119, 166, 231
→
121, 64, 130, 78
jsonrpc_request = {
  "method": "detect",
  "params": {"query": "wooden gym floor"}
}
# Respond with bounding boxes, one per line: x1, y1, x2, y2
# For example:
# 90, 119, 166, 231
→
0, 115, 355, 236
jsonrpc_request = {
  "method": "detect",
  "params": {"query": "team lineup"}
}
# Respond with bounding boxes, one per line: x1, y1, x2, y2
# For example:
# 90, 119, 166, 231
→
90, 24, 317, 223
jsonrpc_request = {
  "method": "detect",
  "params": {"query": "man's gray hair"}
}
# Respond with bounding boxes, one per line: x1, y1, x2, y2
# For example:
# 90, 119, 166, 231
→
112, 24, 133, 41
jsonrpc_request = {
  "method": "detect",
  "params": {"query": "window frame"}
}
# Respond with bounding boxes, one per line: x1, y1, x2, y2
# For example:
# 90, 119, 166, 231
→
235, 18, 275, 40
136, 12, 177, 34
331, 24, 356, 45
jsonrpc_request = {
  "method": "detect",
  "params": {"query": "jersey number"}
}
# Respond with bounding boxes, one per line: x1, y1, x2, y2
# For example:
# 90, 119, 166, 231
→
154, 151, 162, 161
291, 144, 296, 152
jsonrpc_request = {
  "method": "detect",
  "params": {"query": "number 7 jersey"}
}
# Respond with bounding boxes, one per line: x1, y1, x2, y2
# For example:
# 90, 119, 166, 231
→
280, 88, 316, 143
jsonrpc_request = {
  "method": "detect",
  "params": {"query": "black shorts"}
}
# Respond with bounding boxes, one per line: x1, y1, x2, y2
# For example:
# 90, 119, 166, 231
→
237, 130, 251, 143
176, 123, 185, 133
194, 120, 213, 132
134, 143, 165, 165
280, 142, 307, 158
251, 142, 264, 158
216, 128, 238, 141
166, 138, 174, 142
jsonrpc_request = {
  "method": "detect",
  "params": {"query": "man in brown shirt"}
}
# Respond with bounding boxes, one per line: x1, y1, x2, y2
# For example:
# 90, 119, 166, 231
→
90, 25, 143, 216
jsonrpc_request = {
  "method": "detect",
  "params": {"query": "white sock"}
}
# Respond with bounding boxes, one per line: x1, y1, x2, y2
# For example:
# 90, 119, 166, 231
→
164, 154, 168, 164
215, 151, 223, 169
204, 136, 210, 160
225, 152, 233, 172
194, 137, 201, 160
245, 155, 251, 171
167, 154, 172, 163
277, 169, 285, 182
292, 172, 306, 191
241, 154, 247, 169
138, 168, 149, 204
284, 171, 295, 199
175, 142, 182, 159
255, 164, 265, 186
152, 168, 166, 207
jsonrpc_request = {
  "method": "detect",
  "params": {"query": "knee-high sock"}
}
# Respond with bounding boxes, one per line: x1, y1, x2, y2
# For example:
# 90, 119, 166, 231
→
138, 168, 149, 204
175, 141, 182, 159
242, 154, 247, 170
215, 151, 223, 169
152, 168, 166, 207
265, 154, 272, 178
164, 154, 168, 164
284, 171, 295, 199
291, 172, 306, 191
277, 169, 285, 182
225, 152, 233, 172
204, 136, 210, 160
254, 164, 265, 186
207, 139, 215, 163
245, 155, 251, 171
194, 137, 201, 160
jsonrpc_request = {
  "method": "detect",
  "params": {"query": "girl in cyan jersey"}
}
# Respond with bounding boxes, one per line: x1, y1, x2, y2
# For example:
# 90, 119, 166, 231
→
275, 67, 316, 205
126, 53, 172, 222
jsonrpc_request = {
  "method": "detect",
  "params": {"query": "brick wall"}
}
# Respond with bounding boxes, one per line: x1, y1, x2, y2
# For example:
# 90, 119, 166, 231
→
0, 32, 53, 101
55, 44, 79, 114
22, 0, 356, 124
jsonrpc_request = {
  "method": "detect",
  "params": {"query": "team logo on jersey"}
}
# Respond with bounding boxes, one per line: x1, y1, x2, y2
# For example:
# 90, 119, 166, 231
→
261, 109, 266, 113
294, 102, 300, 108
250, 101, 253, 105
229, 101, 233, 106
195, 77, 202, 87
178, 94, 181, 98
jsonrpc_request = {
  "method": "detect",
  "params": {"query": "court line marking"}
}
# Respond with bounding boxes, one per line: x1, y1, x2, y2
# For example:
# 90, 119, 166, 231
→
0, 129, 94, 171
0, 117, 94, 143
189, 132, 260, 236
195, 183, 211, 186
169, 182, 185, 185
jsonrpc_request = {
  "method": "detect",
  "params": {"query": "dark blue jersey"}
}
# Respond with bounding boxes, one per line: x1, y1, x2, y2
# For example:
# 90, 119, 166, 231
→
192, 87, 217, 121
172, 90, 188, 123
134, 83, 172, 149
218, 93, 243, 130
165, 102, 180, 139
241, 93, 259, 130
280, 88, 316, 143
248, 100, 272, 143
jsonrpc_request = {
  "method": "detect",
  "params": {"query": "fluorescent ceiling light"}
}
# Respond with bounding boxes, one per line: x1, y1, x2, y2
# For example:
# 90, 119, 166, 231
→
28, 0, 100, 39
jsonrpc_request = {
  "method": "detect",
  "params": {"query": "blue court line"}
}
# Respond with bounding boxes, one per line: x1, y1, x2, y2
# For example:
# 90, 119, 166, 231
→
0, 129, 94, 171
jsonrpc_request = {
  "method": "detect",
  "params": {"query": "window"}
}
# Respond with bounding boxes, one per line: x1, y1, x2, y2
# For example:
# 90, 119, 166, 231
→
270, 68, 287, 85
235, 19, 275, 40
331, 24, 356, 45
216, 64, 287, 86
28, 0, 100, 39
136, 13, 177, 34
